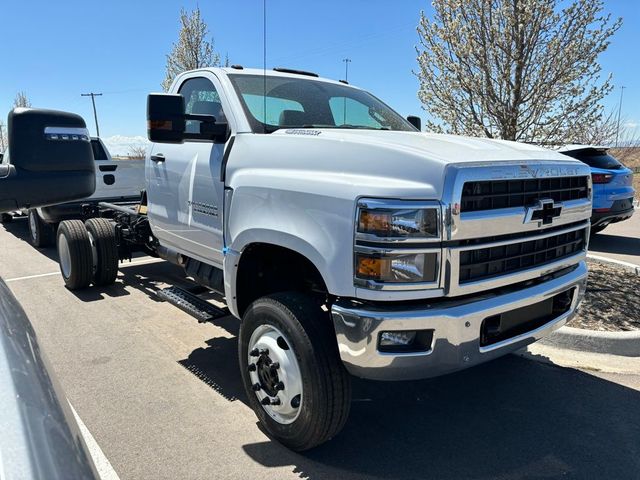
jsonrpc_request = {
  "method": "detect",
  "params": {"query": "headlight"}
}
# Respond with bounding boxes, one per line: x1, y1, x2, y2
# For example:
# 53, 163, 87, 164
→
354, 199, 442, 290
357, 201, 439, 240
355, 250, 439, 284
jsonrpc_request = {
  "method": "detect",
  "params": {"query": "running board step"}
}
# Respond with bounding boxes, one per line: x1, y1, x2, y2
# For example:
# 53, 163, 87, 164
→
156, 286, 229, 323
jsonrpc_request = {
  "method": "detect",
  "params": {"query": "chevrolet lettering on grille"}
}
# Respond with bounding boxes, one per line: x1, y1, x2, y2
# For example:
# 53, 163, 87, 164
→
524, 199, 563, 225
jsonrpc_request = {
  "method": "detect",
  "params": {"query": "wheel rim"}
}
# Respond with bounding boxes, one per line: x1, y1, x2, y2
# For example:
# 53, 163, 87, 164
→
29, 212, 37, 242
87, 230, 98, 274
58, 233, 72, 278
247, 325, 303, 424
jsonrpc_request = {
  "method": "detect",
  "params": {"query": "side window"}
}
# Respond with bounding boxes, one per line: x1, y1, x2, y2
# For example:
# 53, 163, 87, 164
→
178, 77, 227, 134
90, 140, 108, 160
329, 97, 383, 128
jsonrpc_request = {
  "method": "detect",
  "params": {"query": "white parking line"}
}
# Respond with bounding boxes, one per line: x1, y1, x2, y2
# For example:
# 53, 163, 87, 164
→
4, 257, 164, 283
69, 403, 121, 480
4, 271, 60, 283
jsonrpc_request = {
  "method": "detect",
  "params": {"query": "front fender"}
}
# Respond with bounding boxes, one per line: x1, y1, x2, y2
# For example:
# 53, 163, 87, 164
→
225, 185, 357, 314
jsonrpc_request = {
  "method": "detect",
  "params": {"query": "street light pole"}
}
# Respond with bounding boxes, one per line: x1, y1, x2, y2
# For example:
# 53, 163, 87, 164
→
615, 86, 626, 148
342, 58, 352, 82
81, 92, 103, 137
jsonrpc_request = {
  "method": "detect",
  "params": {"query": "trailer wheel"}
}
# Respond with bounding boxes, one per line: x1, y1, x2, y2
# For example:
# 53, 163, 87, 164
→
57, 220, 93, 290
1, 213, 13, 224
28, 209, 56, 248
85, 218, 119, 286
239, 292, 351, 451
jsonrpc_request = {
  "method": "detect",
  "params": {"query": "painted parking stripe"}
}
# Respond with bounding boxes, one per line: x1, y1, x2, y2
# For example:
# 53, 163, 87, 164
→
4, 258, 164, 283
69, 403, 121, 480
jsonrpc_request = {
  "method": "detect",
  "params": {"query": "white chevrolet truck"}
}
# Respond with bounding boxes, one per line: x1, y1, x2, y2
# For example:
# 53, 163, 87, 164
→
55, 67, 592, 450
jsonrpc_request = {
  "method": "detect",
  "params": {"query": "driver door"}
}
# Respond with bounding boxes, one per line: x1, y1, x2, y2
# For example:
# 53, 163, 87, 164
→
147, 74, 229, 267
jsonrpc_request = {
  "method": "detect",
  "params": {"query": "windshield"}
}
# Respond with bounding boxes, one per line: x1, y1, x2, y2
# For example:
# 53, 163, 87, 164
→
228, 74, 416, 133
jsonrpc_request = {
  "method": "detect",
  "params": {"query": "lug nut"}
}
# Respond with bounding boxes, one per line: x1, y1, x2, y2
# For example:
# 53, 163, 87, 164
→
270, 362, 280, 371
250, 348, 260, 357
252, 383, 262, 391
270, 397, 281, 406
261, 396, 281, 406
248, 363, 257, 372
275, 381, 285, 391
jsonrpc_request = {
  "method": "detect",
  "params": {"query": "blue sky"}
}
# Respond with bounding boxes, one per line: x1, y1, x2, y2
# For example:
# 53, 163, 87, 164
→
1, 0, 638, 151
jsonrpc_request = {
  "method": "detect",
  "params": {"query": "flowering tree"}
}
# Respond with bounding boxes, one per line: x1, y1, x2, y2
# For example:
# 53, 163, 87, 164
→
162, 7, 220, 92
416, 0, 621, 143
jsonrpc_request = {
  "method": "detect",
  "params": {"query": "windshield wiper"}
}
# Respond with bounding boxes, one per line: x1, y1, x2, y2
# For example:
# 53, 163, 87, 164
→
300, 124, 390, 131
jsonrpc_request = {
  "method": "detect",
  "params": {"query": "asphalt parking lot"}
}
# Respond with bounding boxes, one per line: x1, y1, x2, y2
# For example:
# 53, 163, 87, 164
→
589, 209, 640, 265
2, 216, 640, 480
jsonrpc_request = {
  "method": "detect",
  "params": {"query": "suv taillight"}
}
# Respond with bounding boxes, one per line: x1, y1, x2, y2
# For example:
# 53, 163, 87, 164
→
591, 173, 613, 184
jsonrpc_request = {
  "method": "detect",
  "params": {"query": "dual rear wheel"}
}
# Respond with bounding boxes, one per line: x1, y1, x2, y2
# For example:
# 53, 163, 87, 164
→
57, 218, 119, 290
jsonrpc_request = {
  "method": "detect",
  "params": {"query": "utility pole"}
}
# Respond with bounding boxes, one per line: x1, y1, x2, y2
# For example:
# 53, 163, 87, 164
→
615, 86, 626, 148
81, 92, 103, 137
342, 58, 352, 82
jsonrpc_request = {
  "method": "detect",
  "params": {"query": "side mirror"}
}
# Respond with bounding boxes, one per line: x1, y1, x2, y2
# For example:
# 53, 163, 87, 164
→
0, 109, 96, 213
407, 116, 422, 131
147, 93, 229, 144
147, 94, 187, 144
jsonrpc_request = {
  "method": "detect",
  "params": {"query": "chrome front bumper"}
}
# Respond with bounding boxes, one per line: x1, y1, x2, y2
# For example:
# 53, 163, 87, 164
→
331, 261, 588, 381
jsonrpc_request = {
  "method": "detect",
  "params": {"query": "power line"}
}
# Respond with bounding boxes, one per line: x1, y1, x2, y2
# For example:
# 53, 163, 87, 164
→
81, 92, 103, 137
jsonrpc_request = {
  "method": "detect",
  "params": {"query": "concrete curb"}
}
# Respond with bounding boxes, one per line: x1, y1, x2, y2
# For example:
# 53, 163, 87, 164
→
586, 253, 640, 276
541, 326, 640, 357
540, 254, 640, 357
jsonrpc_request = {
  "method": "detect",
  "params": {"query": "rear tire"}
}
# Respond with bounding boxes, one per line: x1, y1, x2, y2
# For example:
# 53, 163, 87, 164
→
85, 218, 119, 286
57, 220, 93, 290
590, 224, 607, 235
28, 209, 56, 248
239, 292, 351, 451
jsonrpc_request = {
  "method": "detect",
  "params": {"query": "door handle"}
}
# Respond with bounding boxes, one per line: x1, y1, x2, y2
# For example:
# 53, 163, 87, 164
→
151, 153, 165, 163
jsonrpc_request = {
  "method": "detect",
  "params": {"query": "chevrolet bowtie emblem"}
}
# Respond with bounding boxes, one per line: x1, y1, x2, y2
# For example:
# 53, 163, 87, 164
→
524, 199, 563, 225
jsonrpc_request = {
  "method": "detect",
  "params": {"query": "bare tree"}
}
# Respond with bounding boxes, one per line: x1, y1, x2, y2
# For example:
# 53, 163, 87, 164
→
127, 145, 147, 159
13, 91, 32, 109
0, 121, 7, 153
416, 0, 622, 144
162, 7, 220, 92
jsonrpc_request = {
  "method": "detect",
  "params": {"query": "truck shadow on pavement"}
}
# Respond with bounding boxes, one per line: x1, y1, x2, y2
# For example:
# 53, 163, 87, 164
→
590, 232, 640, 258
180, 333, 640, 479
1, 218, 60, 262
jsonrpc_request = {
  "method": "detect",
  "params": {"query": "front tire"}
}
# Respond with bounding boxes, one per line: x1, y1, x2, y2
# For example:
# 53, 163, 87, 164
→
28, 209, 56, 248
239, 292, 351, 451
57, 220, 93, 290
1, 213, 13, 224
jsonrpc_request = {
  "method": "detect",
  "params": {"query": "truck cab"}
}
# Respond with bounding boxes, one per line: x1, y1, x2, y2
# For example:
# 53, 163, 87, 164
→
56, 67, 592, 451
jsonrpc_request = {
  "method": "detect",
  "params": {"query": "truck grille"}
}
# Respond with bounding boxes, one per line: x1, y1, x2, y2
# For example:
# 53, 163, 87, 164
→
459, 228, 587, 284
460, 177, 589, 212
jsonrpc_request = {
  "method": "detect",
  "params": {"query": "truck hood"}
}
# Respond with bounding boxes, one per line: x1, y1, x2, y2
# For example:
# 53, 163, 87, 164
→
271, 129, 568, 164
228, 130, 583, 201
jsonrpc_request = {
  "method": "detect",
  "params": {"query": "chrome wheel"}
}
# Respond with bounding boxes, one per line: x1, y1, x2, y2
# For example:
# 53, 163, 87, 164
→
86, 230, 99, 274
29, 211, 38, 242
247, 325, 303, 424
58, 233, 72, 278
